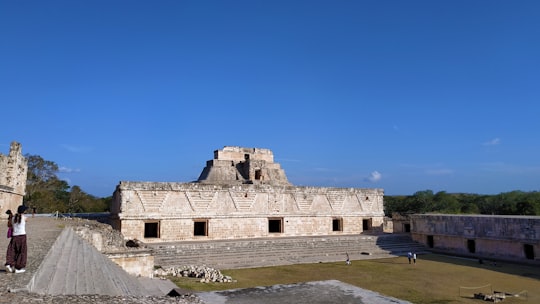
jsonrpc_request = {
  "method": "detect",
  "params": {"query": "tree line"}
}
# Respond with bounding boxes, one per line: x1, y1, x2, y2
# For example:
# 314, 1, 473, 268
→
384, 189, 540, 217
24, 154, 111, 213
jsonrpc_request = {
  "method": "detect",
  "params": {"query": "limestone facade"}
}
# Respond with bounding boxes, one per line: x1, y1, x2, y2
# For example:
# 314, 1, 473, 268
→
106, 250, 155, 278
390, 213, 412, 233
410, 214, 540, 262
197, 146, 290, 186
0, 142, 27, 214
111, 146, 384, 242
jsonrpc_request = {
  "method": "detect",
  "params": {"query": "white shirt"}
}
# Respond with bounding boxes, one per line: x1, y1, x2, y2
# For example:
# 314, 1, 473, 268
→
12, 215, 26, 236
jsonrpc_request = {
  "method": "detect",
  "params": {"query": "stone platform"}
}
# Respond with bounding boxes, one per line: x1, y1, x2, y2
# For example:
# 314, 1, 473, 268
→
0, 216, 421, 303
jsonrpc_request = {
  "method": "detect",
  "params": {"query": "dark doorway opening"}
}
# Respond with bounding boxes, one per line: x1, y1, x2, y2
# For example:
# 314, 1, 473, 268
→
255, 169, 262, 180
332, 218, 343, 231
144, 222, 159, 238
427, 235, 434, 248
467, 239, 476, 253
404, 223, 411, 233
362, 219, 370, 231
194, 220, 208, 236
524, 244, 535, 260
269, 218, 283, 233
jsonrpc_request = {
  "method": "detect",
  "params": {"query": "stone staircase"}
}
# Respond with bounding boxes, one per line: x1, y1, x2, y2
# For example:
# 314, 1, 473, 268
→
148, 233, 427, 269
28, 227, 176, 296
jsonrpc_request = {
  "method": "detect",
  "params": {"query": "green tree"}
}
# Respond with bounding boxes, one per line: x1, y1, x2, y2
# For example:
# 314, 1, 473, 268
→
383, 196, 404, 216
24, 154, 67, 212
24, 154, 109, 213
25, 154, 60, 198
67, 185, 85, 213
433, 191, 460, 214
516, 201, 535, 215
460, 202, 480, 214
410, 190, 434, 213
82, 196, 111, 213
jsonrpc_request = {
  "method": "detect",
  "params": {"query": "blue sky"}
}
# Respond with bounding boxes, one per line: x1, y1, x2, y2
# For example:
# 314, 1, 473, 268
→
1, 1, 539, 198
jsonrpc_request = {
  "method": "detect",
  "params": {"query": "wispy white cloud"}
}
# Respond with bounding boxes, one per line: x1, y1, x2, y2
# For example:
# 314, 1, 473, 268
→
365, 171, 382, 182
59, 166, 80, 173
483, 138, 501, 146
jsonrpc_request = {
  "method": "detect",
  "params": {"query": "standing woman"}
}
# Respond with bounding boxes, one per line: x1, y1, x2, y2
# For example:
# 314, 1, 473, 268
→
5, 205, 29, 273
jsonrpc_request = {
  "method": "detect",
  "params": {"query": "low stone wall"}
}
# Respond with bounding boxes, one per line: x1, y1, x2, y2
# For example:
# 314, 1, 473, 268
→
71, 219, 156, 278
410, 214, 540, 263
107, 250, 154, 278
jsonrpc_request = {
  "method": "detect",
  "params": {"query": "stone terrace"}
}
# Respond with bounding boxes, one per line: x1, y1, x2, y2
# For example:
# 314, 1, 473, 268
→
149, 233, 427, 269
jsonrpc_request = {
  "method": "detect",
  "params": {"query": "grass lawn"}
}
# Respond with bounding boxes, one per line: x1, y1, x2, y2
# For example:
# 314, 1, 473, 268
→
168, 254, 539, 304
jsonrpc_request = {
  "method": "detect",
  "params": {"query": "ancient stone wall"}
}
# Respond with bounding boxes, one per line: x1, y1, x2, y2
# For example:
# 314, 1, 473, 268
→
0, 141, 27, 213
390, 213, 411, 233
107, 251, 155, 278
111, 182, 384, 242
214, 146, 274, 163
197, 146, 290, 186
410, 214, 540, 262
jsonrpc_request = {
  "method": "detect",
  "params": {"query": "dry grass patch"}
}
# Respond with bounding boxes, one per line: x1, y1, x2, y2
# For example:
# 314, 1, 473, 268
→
169, 254, 539, 304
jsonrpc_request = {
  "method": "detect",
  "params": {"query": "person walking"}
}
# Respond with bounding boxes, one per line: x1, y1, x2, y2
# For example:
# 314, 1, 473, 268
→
413, 252, 417, 264
5, 205, 29, 273
407, 251, 412, 264
4, 209, 13, 272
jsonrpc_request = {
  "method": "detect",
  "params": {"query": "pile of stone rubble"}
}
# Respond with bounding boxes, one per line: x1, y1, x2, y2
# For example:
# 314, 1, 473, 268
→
154, 265, 236, 283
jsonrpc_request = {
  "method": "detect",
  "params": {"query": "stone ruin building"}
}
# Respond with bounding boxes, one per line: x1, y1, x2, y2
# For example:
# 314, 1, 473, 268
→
411, 214, 539, 263
197, 146, 290, 186
110, 146, 385, 242
0, 141, 27, 214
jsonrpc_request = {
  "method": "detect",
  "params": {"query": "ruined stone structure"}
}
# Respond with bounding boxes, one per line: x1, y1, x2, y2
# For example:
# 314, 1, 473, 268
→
0, 141, 27, 214
197, 146, 290, 186
111, 146, 385, 242
390, 213, 412, 233
410, 214, 540, 263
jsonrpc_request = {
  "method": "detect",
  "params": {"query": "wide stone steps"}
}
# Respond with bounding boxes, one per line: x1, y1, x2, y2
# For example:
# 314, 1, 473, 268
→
149, 234, 427, 269
28, 227, 175, 296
